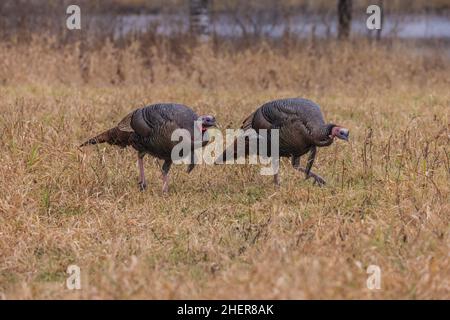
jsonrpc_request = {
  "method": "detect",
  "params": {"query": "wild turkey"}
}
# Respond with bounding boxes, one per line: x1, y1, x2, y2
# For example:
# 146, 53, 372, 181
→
80, 103, 216, 193
216, 98, 349, 186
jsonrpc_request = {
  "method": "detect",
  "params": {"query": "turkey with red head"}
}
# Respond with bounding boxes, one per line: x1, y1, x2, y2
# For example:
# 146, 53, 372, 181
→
80, 103, 216, 193
215, 98, 349, 186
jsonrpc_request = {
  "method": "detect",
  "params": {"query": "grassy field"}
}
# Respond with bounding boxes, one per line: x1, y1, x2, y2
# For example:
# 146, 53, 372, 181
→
0, 38, 449, 299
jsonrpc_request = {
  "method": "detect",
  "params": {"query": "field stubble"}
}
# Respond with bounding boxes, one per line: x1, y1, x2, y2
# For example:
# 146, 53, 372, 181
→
0, 37, 449, 299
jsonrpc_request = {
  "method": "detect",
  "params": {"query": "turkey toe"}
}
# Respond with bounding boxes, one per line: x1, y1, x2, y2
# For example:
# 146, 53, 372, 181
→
138, 181, 147, 191
309, 173, 326, 186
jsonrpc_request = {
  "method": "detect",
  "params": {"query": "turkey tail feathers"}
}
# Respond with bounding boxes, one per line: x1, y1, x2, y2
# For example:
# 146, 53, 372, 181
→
79, 127, 132, 148
241, 113, 254, 131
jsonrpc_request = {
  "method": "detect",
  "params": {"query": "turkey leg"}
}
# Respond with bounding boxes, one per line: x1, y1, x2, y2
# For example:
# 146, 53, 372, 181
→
186, 151, 196, 174
304, 146, 316, 177
273, 173, 280, 186
137, 153, 147, 191
294, 167, 326, 186
161, 160, 172, 193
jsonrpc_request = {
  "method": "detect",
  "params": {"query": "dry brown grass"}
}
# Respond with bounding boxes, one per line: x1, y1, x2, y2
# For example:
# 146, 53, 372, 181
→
0, 37, 449, 299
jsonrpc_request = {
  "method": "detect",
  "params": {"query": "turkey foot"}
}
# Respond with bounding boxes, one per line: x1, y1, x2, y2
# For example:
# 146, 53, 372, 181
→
138, 180, 147, 191
294, 166, 326, 186
307, 172, 326, 186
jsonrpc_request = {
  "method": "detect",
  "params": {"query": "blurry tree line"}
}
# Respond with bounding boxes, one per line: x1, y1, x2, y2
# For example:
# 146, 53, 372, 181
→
0, 0, 447, 44
188, 0, 353, 39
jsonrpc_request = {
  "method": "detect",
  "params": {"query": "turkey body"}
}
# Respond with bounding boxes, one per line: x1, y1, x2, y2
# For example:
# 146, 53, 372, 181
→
217, 98, 347, 186
81, 103, 215, 193
244, 98, 334, 158
128, 104, 200, 160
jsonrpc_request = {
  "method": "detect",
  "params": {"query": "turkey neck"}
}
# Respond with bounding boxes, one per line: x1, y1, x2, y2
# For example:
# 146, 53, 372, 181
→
311, 123, 335, 147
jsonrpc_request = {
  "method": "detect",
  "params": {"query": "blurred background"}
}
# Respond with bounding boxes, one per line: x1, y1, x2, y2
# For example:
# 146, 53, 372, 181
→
1, 0, 449, 46
0, 0, 449, 88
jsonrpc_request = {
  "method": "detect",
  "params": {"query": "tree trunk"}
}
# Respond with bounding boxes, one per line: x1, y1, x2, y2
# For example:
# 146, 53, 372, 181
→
337, 0, 352, 39
376, 0, 383, 41
189, 0, 210, 39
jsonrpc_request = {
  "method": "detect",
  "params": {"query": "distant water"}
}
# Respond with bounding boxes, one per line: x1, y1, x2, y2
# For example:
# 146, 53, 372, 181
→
97, 13, 450, 39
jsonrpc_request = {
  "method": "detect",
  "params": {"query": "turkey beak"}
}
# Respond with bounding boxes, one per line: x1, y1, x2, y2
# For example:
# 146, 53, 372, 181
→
340, 129, 349, 141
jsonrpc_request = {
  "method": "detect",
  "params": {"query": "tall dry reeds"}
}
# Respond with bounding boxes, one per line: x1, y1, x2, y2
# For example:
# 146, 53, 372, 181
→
1, 35, 448, 92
